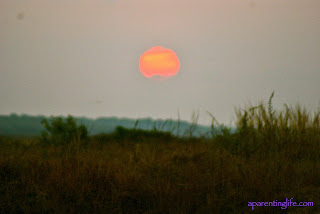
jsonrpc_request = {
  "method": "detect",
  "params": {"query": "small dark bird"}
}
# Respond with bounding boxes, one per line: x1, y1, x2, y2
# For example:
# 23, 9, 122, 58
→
17, 12, 24, 20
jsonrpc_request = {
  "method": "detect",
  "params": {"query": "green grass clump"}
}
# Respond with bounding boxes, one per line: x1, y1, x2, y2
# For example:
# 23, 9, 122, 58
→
0, 94, 319, 213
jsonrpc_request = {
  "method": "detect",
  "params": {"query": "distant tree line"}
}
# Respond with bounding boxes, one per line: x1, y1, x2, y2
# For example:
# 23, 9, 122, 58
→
0, 113, 227, 137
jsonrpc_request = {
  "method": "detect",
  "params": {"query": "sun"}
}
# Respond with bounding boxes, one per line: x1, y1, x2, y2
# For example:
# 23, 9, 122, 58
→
139, 46, 180, 79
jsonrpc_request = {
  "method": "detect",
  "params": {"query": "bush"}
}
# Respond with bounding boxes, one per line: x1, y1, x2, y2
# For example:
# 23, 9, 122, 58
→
108, 126, 175, 143
40, 115, 88, 145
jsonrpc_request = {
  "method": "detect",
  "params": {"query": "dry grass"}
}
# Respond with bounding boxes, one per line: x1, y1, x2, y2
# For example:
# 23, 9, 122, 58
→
0, 97, 319, 213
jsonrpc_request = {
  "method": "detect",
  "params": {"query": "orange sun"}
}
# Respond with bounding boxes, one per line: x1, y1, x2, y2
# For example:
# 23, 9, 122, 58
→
139, 46, 180, 79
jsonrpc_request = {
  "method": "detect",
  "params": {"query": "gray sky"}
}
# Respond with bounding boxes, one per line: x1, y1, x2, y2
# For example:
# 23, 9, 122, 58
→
1, 0, 320, 126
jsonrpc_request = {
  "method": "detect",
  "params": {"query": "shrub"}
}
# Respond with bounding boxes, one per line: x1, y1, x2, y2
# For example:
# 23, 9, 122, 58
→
111, 126, 174, 143
40, 115, 88, 145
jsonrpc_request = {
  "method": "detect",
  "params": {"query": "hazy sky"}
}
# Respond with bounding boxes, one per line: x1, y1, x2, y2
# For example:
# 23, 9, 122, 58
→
1, 0, 320, 126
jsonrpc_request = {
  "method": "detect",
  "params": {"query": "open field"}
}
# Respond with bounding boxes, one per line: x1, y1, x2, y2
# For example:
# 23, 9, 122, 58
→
1, 100, 319, 213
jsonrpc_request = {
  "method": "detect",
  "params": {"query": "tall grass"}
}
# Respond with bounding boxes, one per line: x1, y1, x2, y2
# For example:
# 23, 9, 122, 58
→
0, 94, 319, 213
232, 92, 320, 161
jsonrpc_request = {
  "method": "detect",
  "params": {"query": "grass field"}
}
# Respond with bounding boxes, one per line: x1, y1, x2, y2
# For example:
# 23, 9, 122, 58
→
1, 98, 319, 213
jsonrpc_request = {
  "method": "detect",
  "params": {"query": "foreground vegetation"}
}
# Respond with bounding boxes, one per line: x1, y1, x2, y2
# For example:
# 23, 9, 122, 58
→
1, 95, 319, 213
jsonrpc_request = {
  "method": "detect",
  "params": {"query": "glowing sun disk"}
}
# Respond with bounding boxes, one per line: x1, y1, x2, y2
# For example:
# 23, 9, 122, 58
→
139, 46, 180, 78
